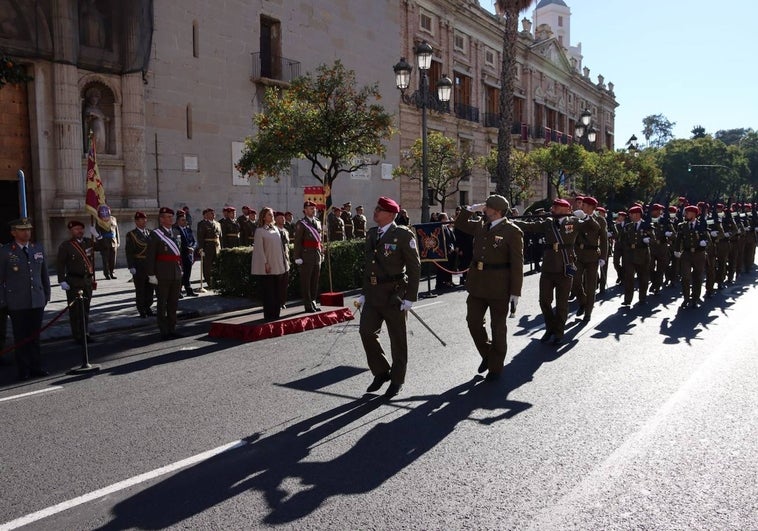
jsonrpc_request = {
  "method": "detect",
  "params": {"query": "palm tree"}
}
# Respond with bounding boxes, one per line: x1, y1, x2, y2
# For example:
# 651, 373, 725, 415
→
494, 0, 533, 196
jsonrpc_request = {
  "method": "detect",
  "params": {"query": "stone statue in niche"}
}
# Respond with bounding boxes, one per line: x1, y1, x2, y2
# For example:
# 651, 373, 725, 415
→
83, 86, 109, 153
80, 0, 106, 48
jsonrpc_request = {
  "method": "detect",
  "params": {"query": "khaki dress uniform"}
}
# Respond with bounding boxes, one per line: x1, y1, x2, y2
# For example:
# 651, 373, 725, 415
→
293, 217, 323, 312
352, 213, 367, 238
649, 220, 675, 293
56, 238, 96, 340
238, 215, 256, 246
573, 214, 603, 319
742, 211, 757, 272
705, 220, 726, 295
146, 226, 183, 338
340, 209, 354, 239
220, 217, 241, 248
674, 219, 711, 306
196, 218, 221, 287
125, 227, 154, 316
620, 220, 655, 304
359, 224, 420, 387
454, 210, 523, 374
327, 211, 345, 241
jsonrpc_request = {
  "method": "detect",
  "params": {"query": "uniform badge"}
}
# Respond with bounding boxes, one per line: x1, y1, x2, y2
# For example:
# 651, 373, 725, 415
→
34, 252, 43, 261
564, 224, 574, 234
493, 235, 503, 247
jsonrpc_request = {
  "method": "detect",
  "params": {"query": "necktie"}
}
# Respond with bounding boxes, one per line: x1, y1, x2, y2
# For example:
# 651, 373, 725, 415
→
377, 229, 384, 240
22, 246, 28, 259
485, 222, 492, 231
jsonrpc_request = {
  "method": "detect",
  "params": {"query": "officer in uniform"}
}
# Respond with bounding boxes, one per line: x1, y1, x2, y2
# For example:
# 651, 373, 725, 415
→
596, 206, 613, 293
284, 212, 296, 240
648, 203, 675, 294
0, 218, 51, 380
220, 206, 241, 248
612, 210, 627, 284
573, 197, 605, 321
196, 208, 221, 288
673, 205, 711, 308
327, 206, 345, 241
666, 205, 681, 287
146, 207, 184, 340
340, 202, 354, 239
356, 196, 420, 397
56, 220, 96, 343
238, 206, 256, 247
293, 201, 324, 312
352, 205, 367, 238
514, 199, 588, 345
454, 195, 522, 380
125, 211, 154, 317
175, 210, 198, 296
620, 205, 655, 306
722, 204, 742, 284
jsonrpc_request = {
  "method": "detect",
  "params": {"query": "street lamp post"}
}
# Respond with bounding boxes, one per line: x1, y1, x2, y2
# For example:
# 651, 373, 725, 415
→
393, 41, 452, 223
574, 108, 598, 192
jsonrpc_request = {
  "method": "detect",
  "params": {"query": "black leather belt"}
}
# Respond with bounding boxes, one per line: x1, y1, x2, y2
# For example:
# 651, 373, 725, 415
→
371, 273, 405, 285
474, 262, 511, 271
577, 244, 598, 250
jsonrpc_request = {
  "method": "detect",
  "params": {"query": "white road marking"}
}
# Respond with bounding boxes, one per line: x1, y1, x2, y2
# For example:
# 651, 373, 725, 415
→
0, 386, 63, 404
0, 439, 248, 531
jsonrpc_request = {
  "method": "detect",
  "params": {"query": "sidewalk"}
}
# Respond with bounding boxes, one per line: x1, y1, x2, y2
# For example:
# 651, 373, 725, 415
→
40, 266, 254, 342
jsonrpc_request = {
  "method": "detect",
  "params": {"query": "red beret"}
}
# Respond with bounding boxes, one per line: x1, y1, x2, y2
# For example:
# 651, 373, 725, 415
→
668, 205, 678, 213
651, 203, 664, 211
552, 199, 571, 208
697, 201, 706, 208
377, 196, 401, 213
242, 205, 251, 210
596, 206, 606, 213
617, 211, 627, 217
159, 207, 174, 215
227, 206, 236, 211
685, 205, 700, 214
716, 203, 724, 209
134, 211, 147, 220
628, 205, 643, 215
574, 196, 584, 201
343, 202, 351, 208
205, 207, 215, 213
274, 211, 285, 217
745, 204, 753, 211
176, 210, 186, 218
678, 196, 687, 204
582, 197, 598, 207
304, 201, 317, 208
67, 220, 84, 229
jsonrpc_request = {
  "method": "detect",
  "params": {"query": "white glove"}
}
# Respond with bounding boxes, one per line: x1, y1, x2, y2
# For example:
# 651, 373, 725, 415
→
573, 209, 586, 219
709, 230, 718, 237
295, 258, 303, 265
509, 295, 519, 311
598, 259, 606, 268
129, 268, 137, 275
88, 225, 99, 238
400, 299, 413, 312
354, 295, 365, 308
699, 240, 708, 247
467, 203, 486, 212
60, 281, 70, 291
607, 231, 613, 237
664, 231, 673, 237
674, 251, 682, 258
642, 237, 650, 244
723, 232, 730, 237
148, 275, 158, 285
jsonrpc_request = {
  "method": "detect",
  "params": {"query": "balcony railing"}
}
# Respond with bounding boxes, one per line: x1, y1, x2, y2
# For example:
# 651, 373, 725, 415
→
454, 102, 479, 123
251, 53, 301, 84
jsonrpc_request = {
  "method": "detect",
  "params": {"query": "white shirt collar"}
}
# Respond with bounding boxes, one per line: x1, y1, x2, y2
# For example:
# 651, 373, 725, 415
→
489, 216, 507, 229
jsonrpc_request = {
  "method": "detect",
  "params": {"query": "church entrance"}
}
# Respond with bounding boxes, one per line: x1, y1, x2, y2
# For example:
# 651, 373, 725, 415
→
0, 82, 32, 244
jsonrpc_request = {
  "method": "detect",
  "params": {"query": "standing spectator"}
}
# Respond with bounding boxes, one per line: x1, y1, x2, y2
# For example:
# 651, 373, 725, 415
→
274, 211, 291, 308
56, 220, 97, 343
352, 205, 367, 238
251, 208, 289, 321
0, 218, 51, 380
293, 201, 323, 312
454, 196, 523, 380
196, 208, 221, 288
340, 202, 354, 239
94, 204, 119, 279
356, 196, 420, 397
175, 211, 198, 297
146, 207, 183, 340
125, 211, 154, 317
238, 206, 256, 247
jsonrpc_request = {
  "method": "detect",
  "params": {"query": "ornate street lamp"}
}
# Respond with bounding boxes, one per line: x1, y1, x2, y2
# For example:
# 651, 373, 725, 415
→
393, 41, 452, 223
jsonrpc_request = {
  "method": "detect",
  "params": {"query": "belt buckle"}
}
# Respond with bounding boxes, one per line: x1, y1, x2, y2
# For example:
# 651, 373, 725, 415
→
690, 247, 695, 253
370, 274, 377, 286
579, 244, 585, 249
631, 244, 636, 249
477, 262, 484, 271
552, 243, 558, 252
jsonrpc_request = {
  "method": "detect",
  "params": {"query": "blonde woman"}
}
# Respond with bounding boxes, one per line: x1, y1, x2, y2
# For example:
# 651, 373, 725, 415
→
251, 207, 288, 320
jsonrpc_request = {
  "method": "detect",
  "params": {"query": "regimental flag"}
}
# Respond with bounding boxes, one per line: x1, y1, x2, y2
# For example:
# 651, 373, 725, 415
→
304, 186, 326, 210
85, 135, 107, 220
414, 222, 448, 263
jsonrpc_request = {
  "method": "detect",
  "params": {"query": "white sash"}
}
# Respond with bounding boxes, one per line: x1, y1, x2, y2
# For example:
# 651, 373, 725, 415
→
154, 228, 181, 255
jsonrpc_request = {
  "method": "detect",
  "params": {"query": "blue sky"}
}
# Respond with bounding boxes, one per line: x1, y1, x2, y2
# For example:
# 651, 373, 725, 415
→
484, 0, 758, 147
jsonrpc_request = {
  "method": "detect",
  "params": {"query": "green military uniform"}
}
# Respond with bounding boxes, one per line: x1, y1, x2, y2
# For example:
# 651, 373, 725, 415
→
722, 211, 742, 283
352, 212, 367, 238
573, 212, 603, 320
293, 215, 323, 312
327, 210, 345, 241
705, 216, 726, 295
359, 223, 420, 387
145, 220, 183, 339
620, 216, 655, 305
674, 216, 711, 308
742, 208, 757, 273
56, 236, 96, 341
648, 214, 675, 293
612, 218, 626, 283
238, 214, 256, 247
125, 225, 154, 317
196, 217, 221, 287
220, 216, 241, 248
340, 207, 354, 239
454, 208, 523, 376
599, 212, 616, 292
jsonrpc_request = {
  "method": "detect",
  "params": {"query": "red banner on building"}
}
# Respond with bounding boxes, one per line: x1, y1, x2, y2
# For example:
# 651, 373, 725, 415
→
304, 186, 326, 210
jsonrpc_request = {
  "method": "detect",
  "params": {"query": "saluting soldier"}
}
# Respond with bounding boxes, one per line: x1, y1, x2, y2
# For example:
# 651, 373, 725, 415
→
293, 201, 324, 312
573, 197, 605, 321
352, 205, 367, 238
220, 206, 241, 248
454, 195, 522, 380
327, 206, 345, 241
340, 202, 354, 239
0, 218, 51, 381
146, 207, 184, 340
673, 205, 711, 308
238, 206, 256, 247
196, 208, 221, 288
620, 205, 655, 306
57, 220, 97, 343
125, 211, 154, 317
514, 199, 589, 345
356, 196, 421, 397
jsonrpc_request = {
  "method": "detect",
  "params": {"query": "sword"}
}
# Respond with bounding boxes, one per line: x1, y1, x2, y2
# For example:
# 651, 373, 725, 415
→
397, 297, 447, 346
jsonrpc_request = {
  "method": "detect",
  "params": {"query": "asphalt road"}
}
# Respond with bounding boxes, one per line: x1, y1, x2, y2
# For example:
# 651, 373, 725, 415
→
1, 268, 757, 530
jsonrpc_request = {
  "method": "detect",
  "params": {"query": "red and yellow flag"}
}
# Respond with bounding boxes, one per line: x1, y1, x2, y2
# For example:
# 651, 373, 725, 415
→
85, 135, 107, 219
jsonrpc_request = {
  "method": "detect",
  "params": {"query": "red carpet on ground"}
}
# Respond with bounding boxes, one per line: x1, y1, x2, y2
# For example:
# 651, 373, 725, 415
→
209, 306, 354, 342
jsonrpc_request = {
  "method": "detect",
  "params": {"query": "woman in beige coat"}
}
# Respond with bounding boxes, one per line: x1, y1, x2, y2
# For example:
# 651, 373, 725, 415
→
251, 207, 289, 320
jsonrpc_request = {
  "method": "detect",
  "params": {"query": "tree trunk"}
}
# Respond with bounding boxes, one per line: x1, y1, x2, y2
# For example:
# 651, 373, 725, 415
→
496, 8, 519, 196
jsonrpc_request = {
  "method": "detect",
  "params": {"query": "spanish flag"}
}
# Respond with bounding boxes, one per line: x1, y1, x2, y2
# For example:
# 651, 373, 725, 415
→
85, 134, 107, 220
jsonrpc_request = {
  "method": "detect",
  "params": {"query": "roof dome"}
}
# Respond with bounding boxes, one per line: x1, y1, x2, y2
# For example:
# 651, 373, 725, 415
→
536, 0, 568, 8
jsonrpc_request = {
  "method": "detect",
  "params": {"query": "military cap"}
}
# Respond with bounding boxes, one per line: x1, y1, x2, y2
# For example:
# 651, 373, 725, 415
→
685, 205, 700, 214
651, 203, 664, 211
731, 203, 740, 210
485, 194, 510, 213
304, 201, 317, 208
716, 203, 724, 209
745, 203, 753, 211
274, 211, 285, 217
552, 199, 571, 208
343, 202, 351, 208
582, 197, 598, 207
176, 210, 186, 218
9, 217, 33, 229
227, 206, 236, 211
596, 206, 607, 214
285, 211, 293, 216
242, 205, 251, 211
376, 196, 400, 213
355, 206, 363, 210
574, 195, 585, 202
159, 207, 174, 215
678, 196, 687, 204
67, 220, 85, 230
668, 205, 678, 213
134, 211, 147, 220
616, 211, 627, 217
628, 205, 643, 215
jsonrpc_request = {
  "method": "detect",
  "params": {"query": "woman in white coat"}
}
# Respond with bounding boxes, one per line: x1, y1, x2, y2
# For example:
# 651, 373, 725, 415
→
251, 207, 289, 320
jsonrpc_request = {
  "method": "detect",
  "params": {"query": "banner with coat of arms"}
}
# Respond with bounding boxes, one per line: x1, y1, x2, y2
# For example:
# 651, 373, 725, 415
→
413, 222, 449, 262
304, 186, 326, 210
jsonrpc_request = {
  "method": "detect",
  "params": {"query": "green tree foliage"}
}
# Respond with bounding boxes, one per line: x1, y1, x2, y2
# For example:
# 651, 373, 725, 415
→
739, 131, 758, 190
236, 60, 393, 207
715, 128, 753, 146
529, 143, 587, 199
642, 114, 676, 148
691, 125, 706, 139
581, 149, 637, 206
480, 147, 541, 207
0, 52, 33, 89
392, 131, 473, 212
